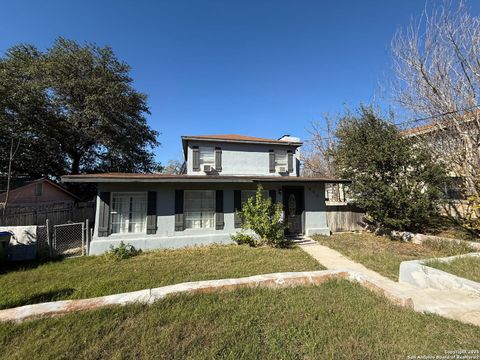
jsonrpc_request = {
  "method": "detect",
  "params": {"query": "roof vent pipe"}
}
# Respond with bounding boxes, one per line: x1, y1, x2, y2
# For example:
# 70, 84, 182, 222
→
278, 135, 300, 142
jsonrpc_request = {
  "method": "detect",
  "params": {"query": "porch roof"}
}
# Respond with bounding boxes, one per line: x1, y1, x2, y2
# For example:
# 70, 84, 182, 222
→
61, 173, 350, 184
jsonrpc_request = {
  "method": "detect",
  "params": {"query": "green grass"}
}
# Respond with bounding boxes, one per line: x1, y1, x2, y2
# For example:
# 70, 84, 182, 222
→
0, 244, 323, 309
1, 280, 479, 360
312, 232, 476, 281
426, 256, 480, 283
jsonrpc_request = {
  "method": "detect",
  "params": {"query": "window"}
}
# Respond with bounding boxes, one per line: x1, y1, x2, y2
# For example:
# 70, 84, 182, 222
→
241, 190, 268, 205
184, 190, 215, 229
275, 150, 287, 167
111, 192, 147, 234
199, 147, 215, 167
34, 182, 43, 196
445, 177, 464, 200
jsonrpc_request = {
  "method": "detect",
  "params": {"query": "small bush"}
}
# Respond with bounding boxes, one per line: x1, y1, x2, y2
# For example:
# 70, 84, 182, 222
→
231, 232, 257, 247
105, 241, 142, 260
238, 185, 289, 248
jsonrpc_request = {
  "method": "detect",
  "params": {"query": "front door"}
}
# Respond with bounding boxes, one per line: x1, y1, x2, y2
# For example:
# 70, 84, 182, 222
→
283, 187, 304, 235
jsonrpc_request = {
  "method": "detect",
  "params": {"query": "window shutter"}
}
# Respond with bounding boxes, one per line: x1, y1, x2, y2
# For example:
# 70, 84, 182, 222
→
192, 146, 200, 171
98, 191, 111, 237
269, 190, 276, 203
215, 147, 222, 172
269, 150, 275, 173
175, 190, 184, 231
287, 150, 294, 173
215, 190, 224, 230
234, 190, 242, 228
146, 191, 157, 235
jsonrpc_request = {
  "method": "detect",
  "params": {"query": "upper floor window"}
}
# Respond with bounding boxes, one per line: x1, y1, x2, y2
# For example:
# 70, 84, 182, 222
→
445, 177, 464, 200
275, 150, 287, 167
111, 192, 147, 234
199, 147, 214, 167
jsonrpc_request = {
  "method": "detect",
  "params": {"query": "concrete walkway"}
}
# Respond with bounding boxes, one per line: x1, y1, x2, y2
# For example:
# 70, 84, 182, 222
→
299, 240, 480, 326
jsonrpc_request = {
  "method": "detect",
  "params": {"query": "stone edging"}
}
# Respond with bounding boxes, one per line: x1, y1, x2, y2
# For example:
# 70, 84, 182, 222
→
399, 253, 480, 294
0, 269, 413, 323
410, 233, 480, 251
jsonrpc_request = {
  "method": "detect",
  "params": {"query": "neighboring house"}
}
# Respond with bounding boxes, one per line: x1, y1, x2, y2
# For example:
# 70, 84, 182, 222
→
401, 121, 475, 217
0, 178, 80, 207
401, 122, 467, 200
62, 134, 348, 255
0, 174, 34, 193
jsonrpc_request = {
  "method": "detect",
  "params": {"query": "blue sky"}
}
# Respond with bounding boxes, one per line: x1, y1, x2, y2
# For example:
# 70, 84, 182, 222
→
1, 0, 477, 164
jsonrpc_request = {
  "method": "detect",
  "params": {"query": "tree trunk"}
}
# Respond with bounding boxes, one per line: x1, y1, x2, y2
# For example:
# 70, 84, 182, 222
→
71, 153, 81, 175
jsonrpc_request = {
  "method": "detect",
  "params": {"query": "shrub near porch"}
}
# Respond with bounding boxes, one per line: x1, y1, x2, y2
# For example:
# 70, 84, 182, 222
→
312, 232, 475, 281
0, 245, 323, 309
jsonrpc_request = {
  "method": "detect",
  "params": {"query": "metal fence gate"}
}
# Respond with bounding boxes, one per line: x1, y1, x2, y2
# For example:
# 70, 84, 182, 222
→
52, 221, 87, 257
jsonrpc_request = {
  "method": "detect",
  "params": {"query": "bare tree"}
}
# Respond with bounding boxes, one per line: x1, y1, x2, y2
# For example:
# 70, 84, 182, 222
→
303, 114, 349, 202
161, 159, 185, 175
302, 113, 338, 177
391, 1, 480, 204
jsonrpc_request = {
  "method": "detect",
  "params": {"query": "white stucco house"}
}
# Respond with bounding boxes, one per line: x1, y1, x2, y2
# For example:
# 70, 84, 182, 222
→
62, 134, 348, 255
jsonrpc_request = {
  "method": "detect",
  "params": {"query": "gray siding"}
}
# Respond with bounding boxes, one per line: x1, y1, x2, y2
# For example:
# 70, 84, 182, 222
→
304, 183, 330, 236
90, 183, 329, 254
185, 140, 300, 177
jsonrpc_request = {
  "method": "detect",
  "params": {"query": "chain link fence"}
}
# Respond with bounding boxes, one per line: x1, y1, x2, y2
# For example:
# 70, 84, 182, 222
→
43, 219, 91, 258
52, 222, 86, 257
1, 219, 92, 261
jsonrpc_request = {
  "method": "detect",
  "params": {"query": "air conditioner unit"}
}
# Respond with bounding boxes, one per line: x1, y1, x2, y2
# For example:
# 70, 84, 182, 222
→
278, 166, 286, 173
204, 165, 214, 173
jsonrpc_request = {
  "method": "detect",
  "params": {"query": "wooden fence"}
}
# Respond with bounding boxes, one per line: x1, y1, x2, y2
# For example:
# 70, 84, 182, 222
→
0, 202, 95, 227
326, 203, 364, 232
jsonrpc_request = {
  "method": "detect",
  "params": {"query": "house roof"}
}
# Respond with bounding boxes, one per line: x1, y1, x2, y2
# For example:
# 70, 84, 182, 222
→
400, 121, 459, 137
0, 178, 80, 201
400, 111, 479, 137
181, 134, 303, 160
182, 134, 302, 145
400, 123, 437, 136
62, 173, 349, 184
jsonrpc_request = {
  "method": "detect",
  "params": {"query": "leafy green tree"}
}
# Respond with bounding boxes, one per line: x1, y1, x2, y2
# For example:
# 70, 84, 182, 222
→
0, 45, 66, 177
233, 186, 288, 247
0, 38, 159, 178
331, 107, 448, 231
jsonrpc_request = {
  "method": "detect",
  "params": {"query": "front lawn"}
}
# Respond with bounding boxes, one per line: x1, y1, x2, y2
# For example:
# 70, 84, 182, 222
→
0, 245, 323, 309
312, 232, 475, 281
426, 256, 480, 283
1, 280, 479, 360
425, 216, 479, 242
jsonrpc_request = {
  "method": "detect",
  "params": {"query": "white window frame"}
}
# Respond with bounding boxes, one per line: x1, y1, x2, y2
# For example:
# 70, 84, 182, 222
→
184, 190, 215, 229
199, 147, 215, 167
110, 192, 147, 234
275, 150, 288, 170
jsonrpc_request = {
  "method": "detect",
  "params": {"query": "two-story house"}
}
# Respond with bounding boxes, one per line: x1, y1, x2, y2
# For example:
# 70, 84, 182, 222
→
401, 122, 466, 188
62, 134, 348, 255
